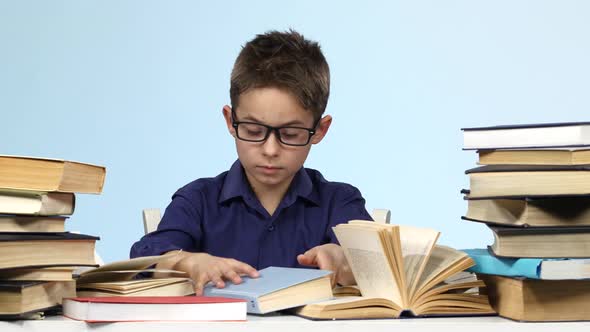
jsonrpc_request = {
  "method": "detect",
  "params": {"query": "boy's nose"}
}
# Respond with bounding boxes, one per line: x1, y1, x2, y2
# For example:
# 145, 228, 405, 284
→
261, 130, 281, 157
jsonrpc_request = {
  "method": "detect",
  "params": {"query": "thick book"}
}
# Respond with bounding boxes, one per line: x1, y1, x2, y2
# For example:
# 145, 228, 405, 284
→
0, 155, 106, 194
0, 280, 75, 316
203, 266, 333, 314
488, 226, 590, 258
0, 215, 68, 232
295, 221, 494, 320
462, 121, 590, 150
478, 148, 590, 165
0, 191, 75, 216
479, 275, 590, 321
75, 254, 192, 297
76, 254, 181, 283
0, 232, 98, 269
62, 296, 247, 322
0, 267, 75, 281
466, 164, 590, 198
462, 195, 590, 227
76, 277, 195, 297
464, 248, 590, 280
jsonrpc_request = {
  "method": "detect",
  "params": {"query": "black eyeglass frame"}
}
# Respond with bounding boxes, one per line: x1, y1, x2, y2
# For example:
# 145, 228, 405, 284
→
231, 108, 320, 146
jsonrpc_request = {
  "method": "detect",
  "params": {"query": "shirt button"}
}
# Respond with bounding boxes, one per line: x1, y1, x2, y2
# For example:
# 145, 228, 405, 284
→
267, 225, 275, 231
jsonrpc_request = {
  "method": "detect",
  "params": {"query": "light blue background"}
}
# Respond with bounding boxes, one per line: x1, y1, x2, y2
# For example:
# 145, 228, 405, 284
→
1, 1, 589, 263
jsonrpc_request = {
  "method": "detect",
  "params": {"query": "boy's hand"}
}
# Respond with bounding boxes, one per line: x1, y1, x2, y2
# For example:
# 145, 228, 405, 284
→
297, 243, 355, 286
172, 252, 259, 296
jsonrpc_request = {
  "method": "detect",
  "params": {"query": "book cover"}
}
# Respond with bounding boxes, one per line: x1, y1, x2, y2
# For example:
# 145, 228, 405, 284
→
463, 248, 590, 280
480, 275, 590, 321
203, 266, 333, 314
62, 296, 247, 322
0, 155, 106, 194
462, 121, 590, 150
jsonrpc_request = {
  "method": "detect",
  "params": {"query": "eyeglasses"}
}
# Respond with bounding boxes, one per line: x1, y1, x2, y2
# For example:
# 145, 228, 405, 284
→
231, 109, 318, 146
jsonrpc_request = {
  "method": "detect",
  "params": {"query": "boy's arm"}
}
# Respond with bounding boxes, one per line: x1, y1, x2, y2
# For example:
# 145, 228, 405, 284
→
156, 250, 259, 296
297, 184, 372, 286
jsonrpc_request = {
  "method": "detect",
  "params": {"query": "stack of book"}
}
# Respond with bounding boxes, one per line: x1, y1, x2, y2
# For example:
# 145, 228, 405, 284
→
461, 122, 590, 321
0, 155, 104, 319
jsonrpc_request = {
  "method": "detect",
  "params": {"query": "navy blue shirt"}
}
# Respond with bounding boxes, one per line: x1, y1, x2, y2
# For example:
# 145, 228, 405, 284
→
130, 160, 372, 269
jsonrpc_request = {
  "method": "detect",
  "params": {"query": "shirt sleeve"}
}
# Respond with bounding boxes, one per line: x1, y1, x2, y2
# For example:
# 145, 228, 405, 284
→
129, 191, 203, 259
326, 185, 373, 244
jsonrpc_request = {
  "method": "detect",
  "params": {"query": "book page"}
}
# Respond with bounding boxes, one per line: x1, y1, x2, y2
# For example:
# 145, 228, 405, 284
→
333, 225, 403, 306
413, 245, 469, 301
398, 225, 439, 301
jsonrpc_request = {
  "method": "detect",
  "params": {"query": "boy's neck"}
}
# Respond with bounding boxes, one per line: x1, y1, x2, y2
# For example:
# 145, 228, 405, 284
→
248, 175, 295, 217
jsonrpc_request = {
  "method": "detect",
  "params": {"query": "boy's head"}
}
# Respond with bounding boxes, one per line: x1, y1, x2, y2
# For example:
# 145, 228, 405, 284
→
223, 30, 333, 195
229, 29, 330, 122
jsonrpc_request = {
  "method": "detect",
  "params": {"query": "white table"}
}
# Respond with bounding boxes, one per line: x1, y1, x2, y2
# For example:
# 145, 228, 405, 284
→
1, 314, 589, 332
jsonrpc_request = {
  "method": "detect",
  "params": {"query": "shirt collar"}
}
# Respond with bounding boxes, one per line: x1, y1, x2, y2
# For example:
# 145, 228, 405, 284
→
219, 160, 320, 206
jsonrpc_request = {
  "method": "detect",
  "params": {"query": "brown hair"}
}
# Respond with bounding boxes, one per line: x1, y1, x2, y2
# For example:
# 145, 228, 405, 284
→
230, 29, 330, 122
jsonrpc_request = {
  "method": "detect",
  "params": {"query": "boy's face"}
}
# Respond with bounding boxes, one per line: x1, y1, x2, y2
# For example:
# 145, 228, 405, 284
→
223, 87, 332, 193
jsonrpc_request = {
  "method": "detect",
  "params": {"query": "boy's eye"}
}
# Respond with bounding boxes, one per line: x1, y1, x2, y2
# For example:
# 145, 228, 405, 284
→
241, 124, 265, 137
281, 129, 304, 138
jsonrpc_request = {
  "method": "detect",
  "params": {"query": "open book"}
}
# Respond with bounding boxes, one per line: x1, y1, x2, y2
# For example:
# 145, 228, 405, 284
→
295, 220, 494, 319
76, 254, 193, 297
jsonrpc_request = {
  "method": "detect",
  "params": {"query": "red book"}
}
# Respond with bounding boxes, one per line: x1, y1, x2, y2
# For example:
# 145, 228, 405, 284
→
62, 296, 247, 322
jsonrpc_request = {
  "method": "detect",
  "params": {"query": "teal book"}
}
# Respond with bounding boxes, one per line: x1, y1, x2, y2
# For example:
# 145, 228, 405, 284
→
203, 266, 333, 314
463, 248, 590, 280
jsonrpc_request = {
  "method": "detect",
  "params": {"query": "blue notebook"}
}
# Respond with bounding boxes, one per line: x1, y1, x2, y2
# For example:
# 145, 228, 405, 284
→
203, 266, 333, 314
463, 248, 590, 280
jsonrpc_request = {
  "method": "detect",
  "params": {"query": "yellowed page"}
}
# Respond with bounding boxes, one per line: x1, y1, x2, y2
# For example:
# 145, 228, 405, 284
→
397, 225, 439, 301
333, 224, 403, 306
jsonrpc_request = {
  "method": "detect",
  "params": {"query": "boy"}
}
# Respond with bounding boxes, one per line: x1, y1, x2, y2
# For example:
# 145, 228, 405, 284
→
130, 30, 372, 295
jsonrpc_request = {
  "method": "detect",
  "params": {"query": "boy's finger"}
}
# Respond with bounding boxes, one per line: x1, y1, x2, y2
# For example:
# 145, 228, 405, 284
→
222, 269, 243, 284
231, 260, 259, 278
194, 275, 209, 296
209, 269, 226, 288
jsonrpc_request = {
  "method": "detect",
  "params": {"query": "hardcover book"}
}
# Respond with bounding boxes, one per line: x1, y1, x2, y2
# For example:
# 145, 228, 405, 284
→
488, 226, 590, 258
477, 148, 590, 165
0, 232, 98, 269
464, 248, 590, 280
466, 164, 590, 198
62, 296, 247, 322
462, 121, 590, 150
0, 280, 75, 317
0, 155, 106, 194
0, 191, 75, 216
462, 195, 590, 227
203, 266, 333, 314
480, 275, 590, 321
0, 215, 68, 233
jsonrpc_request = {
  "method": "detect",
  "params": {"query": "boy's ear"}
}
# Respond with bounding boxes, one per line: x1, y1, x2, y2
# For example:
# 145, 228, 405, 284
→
222, 105, 236, 137
310, 115, 332, 145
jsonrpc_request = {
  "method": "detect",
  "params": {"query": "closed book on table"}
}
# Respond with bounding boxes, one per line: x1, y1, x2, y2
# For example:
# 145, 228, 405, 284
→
0, 191, 75, 216
477, 148, 590, 165
488, 226, 590, 258
462, 195, 590, 227
0, 155, 105, 194
480, 275, 590, 321
63, 296, 247, 322
0, 232, 98, 269
462, 121, 590, 150
0, 215, 68, 233
203, 266, 333, 314
0, 267, 75, 281
466, 165, 590, 198
464, 248, 590, 280
0, 280, 75, 317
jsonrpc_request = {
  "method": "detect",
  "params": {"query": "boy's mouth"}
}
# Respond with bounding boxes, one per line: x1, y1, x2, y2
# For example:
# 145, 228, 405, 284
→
258, 165, 281, 174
